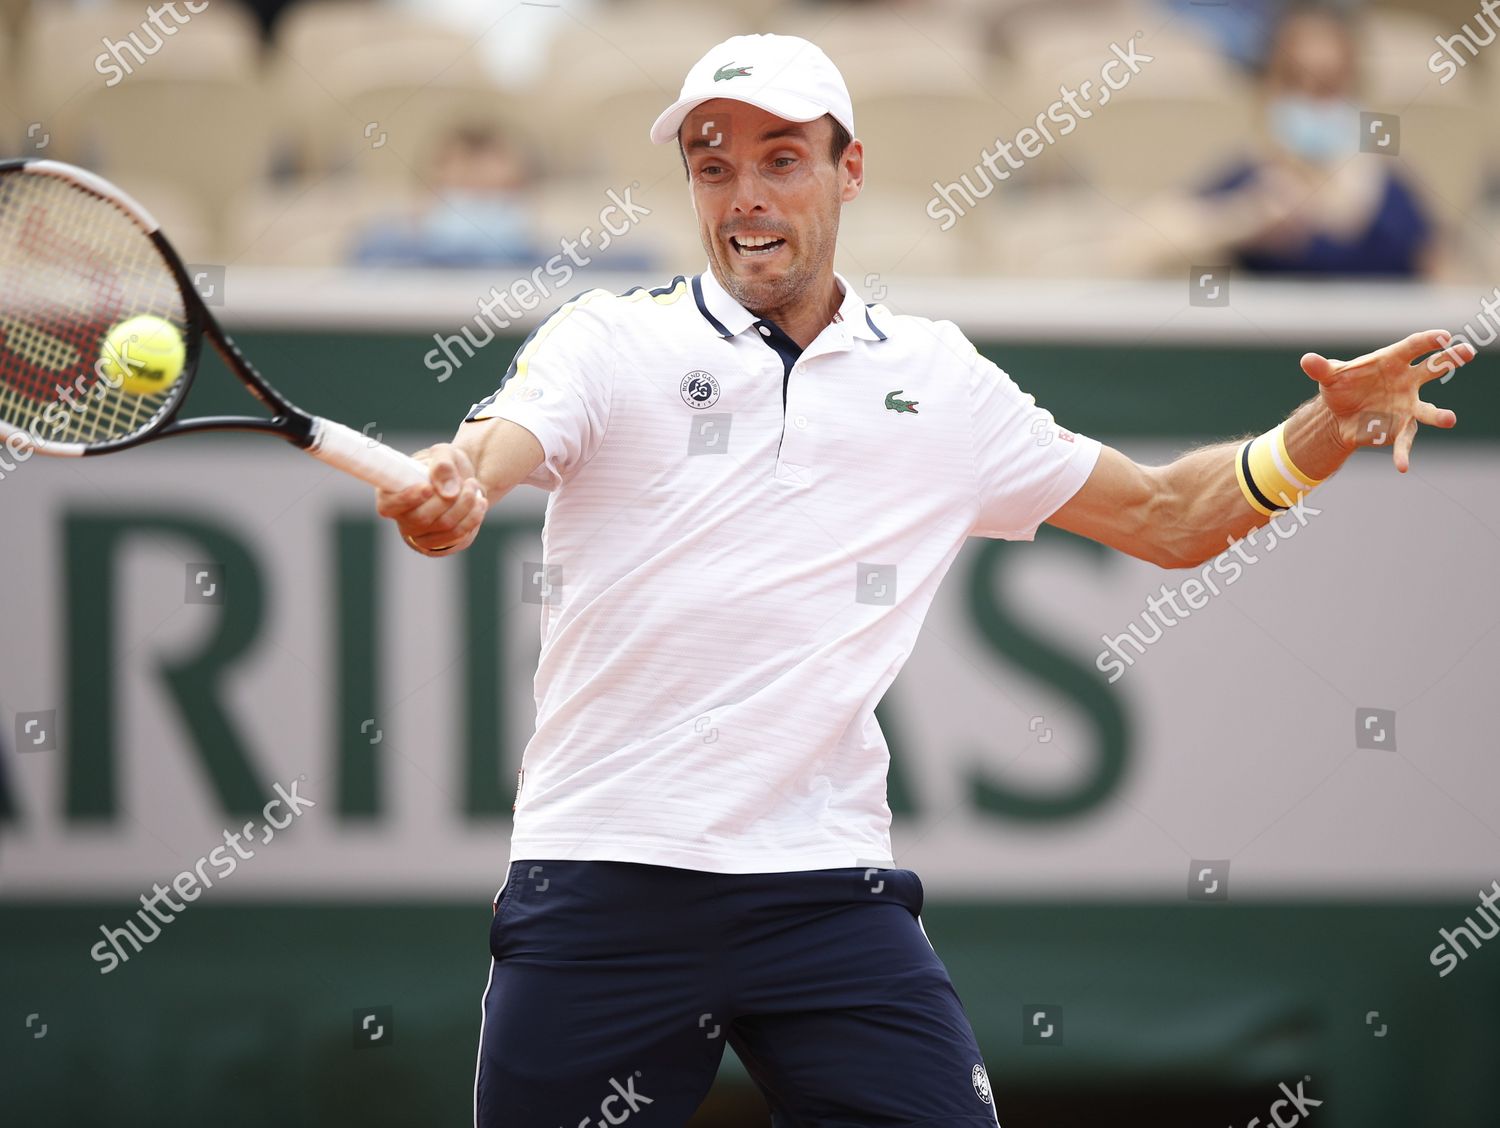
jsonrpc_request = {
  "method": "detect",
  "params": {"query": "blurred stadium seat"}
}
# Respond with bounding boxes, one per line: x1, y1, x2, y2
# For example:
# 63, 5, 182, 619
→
553, 61, 708, 185
777, 2, 983, 69
1074, 42, 1254, 199
306, 49, 522, 184
837, 189, 988, 276
269, 2, 492, 177
846, 71, 1006, 195
227, 178, 418, 266
541, 12, 742, 178
531, 172, 697, 268
994, 0, 1156, 67
66, 75, 274, 256
977, 183, 1168, 277
17, 1, 260, 163
15, 0, 265, 254
1008, 25, 1255, 200
0, 19, 13, 154
275, 0, 465, 61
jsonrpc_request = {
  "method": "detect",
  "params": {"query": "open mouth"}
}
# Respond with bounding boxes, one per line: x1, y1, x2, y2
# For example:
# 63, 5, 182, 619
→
729, 234, 787, 258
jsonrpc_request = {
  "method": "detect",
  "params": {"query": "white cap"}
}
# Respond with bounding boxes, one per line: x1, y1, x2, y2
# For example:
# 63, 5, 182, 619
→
649, 33, 854, 146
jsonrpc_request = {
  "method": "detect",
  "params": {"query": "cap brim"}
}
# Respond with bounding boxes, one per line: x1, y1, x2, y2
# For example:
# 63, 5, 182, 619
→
649, 90, 831, 145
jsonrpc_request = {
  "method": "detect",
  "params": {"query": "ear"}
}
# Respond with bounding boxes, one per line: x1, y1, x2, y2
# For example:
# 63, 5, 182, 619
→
839, 138, 864, 203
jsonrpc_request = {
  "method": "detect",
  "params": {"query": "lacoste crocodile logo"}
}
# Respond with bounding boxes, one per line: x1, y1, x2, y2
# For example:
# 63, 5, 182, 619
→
884, 390, 919, 414
714, 62, 753, 81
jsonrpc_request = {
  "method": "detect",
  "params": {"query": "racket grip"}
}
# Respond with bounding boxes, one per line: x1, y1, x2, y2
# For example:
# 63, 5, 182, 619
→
307, 418, 429, 492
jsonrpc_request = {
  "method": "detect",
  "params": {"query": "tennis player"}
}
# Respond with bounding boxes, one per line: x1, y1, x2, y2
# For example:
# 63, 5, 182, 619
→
374, 33, 1470, 1127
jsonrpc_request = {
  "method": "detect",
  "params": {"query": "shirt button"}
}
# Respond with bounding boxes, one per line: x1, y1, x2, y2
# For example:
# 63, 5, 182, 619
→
794, 414, 808, 429
757, 324, 771, 336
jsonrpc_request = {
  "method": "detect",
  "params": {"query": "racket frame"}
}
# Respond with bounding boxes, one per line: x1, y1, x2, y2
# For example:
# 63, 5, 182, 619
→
3, 159, 333, 457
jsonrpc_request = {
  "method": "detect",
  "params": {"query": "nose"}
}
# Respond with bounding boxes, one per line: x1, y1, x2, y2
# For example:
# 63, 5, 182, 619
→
727, 171, 768, 218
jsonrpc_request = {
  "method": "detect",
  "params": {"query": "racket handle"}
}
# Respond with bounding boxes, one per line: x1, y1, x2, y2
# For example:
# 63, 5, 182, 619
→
307, 418, 429, 492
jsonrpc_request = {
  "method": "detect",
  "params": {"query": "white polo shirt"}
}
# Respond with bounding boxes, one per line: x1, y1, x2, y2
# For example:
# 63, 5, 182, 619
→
467, 268, 1101, 874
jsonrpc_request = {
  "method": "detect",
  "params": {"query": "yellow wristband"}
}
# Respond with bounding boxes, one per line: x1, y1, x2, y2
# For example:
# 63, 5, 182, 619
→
1235, 439, 1276, 517
1273, 424, 1322, 490
1238, 423, 1322, 516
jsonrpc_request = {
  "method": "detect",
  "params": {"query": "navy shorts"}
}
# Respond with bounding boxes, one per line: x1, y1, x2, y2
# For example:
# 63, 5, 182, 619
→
473, 860, 1000, 1127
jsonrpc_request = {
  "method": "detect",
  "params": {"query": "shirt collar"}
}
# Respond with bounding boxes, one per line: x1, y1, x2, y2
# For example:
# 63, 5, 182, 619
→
693, 267, 888, 343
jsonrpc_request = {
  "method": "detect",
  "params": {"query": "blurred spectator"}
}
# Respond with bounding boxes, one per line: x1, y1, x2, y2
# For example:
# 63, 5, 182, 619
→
1189, 4, 1438, 278
1160, 0, 1294, 72
350, 124, 541, 268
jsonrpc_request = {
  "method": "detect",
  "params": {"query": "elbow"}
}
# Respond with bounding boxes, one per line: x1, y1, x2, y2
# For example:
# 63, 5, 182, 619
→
1153, 528, 1218, 572
1144, 541, 1201, 571
1157, 521, 1240, 572
1154, 545, 1210, 571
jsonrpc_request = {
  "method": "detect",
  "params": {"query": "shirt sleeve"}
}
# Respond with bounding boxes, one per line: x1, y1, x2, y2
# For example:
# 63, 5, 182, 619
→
958, 324, 1102, 541
464, 289, 615, 491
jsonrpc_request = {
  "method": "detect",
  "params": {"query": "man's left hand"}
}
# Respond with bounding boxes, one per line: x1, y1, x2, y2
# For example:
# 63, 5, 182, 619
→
1302, 329, 1475, 473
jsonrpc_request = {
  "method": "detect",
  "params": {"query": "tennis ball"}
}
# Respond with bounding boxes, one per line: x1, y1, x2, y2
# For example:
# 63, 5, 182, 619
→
100, 315, 185, 397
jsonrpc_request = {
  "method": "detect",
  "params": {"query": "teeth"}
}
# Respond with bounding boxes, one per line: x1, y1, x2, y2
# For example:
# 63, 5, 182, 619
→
734, 235, 783, 248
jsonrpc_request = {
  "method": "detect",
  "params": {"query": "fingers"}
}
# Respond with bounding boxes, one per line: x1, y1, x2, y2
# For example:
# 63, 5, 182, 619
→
1393, 416, 1418, 473
1301, 352, 1340, 384
1394, 329, 1458, 368
375, 447, 437, 518
375, 442, 481, 523
372, 441, 486, 555
402, 476, 486, 540
417, 481, 486, 554
424, 443, 475, 501
1308, 330, 1476, 388
1414, 399, 1458, 429
1418, 333, 1477, 384
375, 479, 433, 520
1388, 401, 1458, 475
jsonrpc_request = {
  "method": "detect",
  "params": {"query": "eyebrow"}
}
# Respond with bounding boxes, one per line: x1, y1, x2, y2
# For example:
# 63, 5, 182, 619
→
684, 125, 812, 152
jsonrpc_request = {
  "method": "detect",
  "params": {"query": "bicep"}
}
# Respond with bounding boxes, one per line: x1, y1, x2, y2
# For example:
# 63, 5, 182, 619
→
1044, 444, 1166, 564
454, 416, 545, 501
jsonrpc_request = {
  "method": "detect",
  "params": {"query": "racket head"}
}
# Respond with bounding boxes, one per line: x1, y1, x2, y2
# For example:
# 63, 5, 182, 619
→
0, 159, 205, 456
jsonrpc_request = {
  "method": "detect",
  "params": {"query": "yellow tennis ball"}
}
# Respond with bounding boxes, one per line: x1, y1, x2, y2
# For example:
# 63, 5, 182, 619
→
100, 315, 185, 397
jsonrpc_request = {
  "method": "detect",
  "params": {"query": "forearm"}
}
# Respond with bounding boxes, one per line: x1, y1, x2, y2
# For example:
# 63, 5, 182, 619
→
1161, 395, 1351, 568
452, 416, 545, 505
1052, 328, 1467, 568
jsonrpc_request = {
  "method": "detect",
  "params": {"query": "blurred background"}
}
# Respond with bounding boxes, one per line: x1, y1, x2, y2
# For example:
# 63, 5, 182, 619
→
1, 0, 1498, 1124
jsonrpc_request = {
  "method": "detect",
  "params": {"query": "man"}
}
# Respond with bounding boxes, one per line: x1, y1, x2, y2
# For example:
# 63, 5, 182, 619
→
374, 33, 1470, 1128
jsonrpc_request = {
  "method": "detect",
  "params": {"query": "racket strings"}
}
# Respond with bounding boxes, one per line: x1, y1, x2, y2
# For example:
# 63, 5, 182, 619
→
0, 171, 186, 447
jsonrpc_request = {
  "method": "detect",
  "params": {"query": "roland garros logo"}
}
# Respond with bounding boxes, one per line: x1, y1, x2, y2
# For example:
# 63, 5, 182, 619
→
681, 370, 720, 409
972, 1063, 993, 1105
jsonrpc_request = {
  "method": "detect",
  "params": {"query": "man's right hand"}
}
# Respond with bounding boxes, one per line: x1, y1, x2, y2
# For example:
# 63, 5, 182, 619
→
376, 442, 489, 556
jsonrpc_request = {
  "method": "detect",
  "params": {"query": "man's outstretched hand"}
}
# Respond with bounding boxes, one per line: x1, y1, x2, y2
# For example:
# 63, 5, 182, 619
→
1302, 329, 1475, 473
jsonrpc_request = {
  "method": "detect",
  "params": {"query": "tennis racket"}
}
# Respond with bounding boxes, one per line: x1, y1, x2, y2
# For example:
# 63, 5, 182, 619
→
0, 159, 426, 491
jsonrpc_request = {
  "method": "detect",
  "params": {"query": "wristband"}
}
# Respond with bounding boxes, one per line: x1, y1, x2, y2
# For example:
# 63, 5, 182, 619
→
1236, 422, 1322, 516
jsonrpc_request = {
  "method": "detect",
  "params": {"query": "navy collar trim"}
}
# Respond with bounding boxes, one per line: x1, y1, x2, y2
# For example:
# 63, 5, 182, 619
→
692, 274, 734, 338
692, 270, 889, 342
